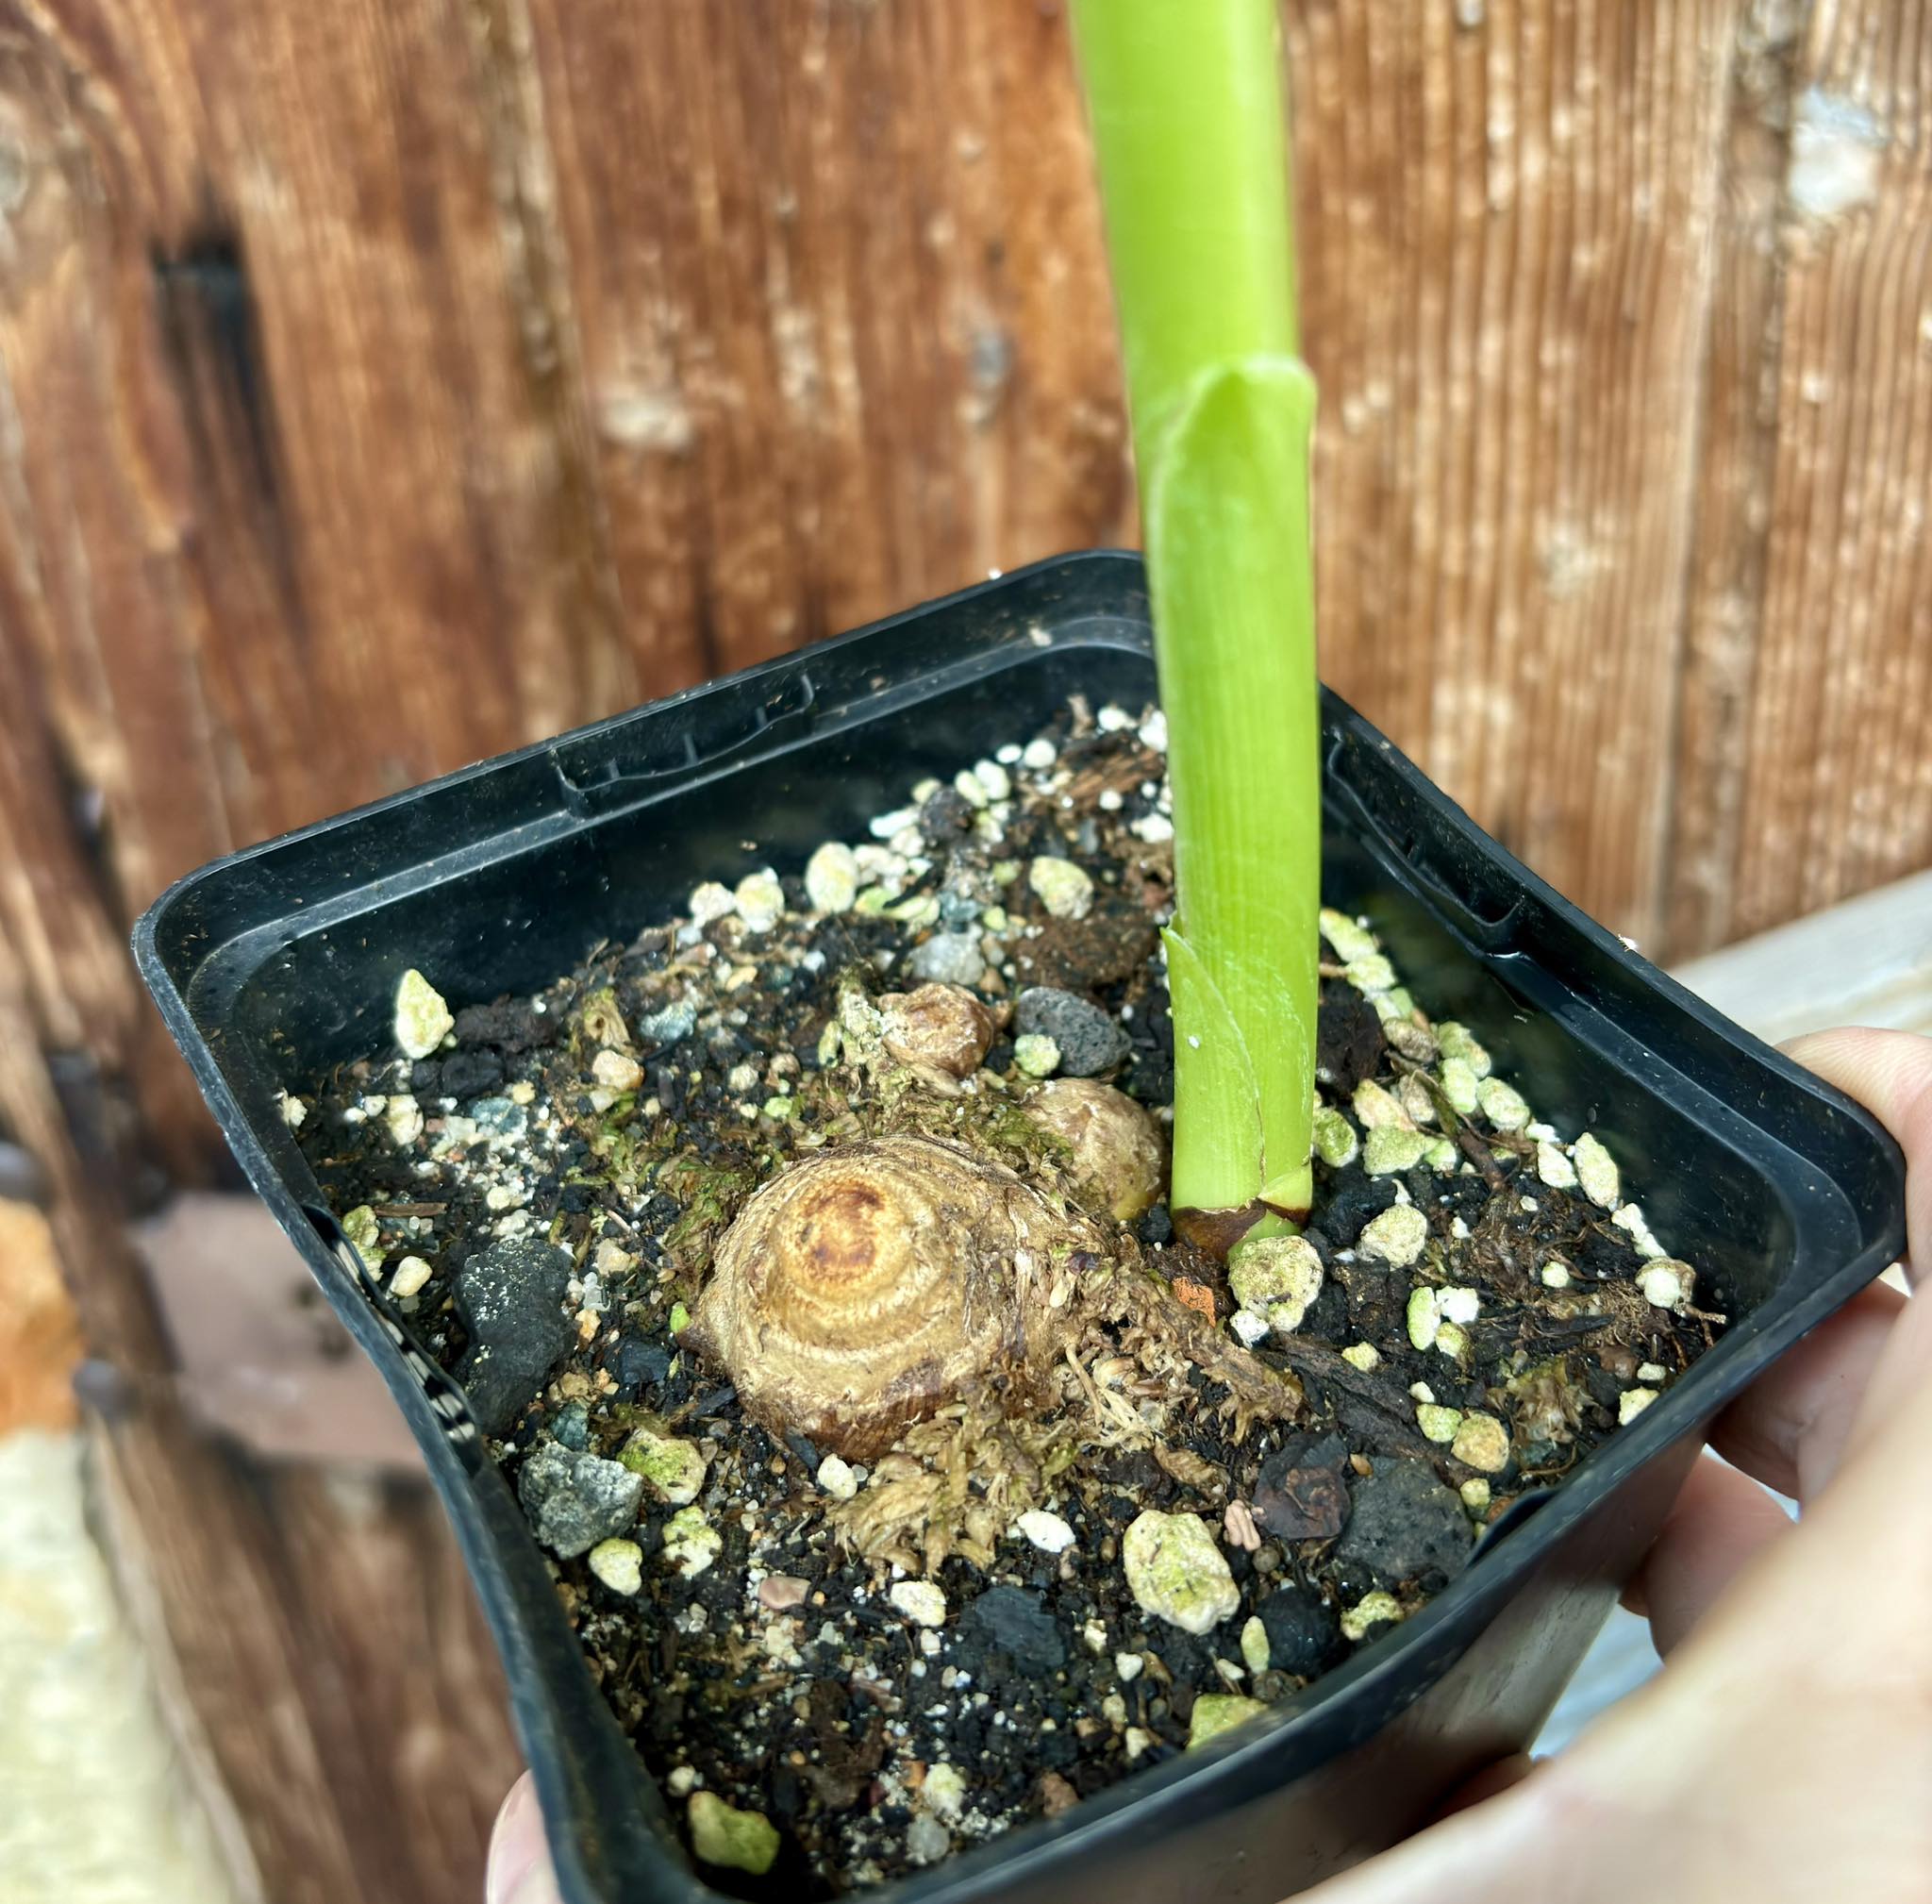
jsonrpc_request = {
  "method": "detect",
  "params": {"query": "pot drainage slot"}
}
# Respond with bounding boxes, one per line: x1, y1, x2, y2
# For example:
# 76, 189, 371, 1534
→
303, 1203, 485, 1465
551, 670, 818, 814
1325, 733, 1525, 949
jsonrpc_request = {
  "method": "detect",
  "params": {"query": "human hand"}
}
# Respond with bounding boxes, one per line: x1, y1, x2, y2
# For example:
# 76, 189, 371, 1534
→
488, 1027, 1932, 1904
485, 1769, 556, 1904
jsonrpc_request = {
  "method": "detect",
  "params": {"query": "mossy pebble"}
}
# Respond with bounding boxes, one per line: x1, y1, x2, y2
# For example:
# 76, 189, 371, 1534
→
1123, 1511, 1240, 1636
393, 969, 454, 1061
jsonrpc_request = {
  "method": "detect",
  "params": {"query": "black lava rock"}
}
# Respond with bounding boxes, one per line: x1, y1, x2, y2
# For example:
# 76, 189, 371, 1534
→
454, 1235, 575, 1434
1302, 1277, 1351, 1342
1580, 1361, 1626, 1410
615, 1337, 672, 1395
1335, 1459, 1473, 1588
1315, 1171, 1400, 1247
1333, 1254, 1403, 1332
1575, 1223, 1642, 1280
1014, 987, 1131, 1077
958, 1585, 1067, 1674
1257, 1587, 1345, 1679
438, 1048, 506, 1100
1442, 1173, 1491, 1225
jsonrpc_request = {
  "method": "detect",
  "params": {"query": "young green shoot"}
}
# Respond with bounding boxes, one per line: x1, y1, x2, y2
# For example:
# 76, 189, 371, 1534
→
1071, 0, 1321, 1248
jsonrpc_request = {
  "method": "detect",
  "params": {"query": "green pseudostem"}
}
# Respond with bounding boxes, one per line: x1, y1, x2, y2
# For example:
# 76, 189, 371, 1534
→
1071, 0, 1321, 1236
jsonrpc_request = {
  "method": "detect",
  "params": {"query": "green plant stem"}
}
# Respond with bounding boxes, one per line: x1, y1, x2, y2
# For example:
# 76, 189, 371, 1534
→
1073, 0, 1320, 1234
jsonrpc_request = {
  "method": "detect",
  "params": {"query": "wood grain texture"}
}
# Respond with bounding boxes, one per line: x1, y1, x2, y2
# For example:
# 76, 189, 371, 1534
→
1698, 3, 1932, 944
1288, 0, 1740, 950
520, 0, 1131, 673
92, 1416, 520, 1904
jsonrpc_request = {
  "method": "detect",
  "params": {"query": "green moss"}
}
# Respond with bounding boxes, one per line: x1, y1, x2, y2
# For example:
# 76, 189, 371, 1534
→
659, 1153, 759, 1269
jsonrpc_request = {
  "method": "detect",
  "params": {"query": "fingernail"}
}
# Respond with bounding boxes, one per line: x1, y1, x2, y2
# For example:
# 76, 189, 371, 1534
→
487, 1774, 542, 1904
500, 1864, 563, 1904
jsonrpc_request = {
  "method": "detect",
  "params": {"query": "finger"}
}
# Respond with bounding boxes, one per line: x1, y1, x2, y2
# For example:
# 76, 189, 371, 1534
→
1621, 1451, 1790, 1654
1706, 1280, 1907, 1500
1288, 1763, 1573, 1904
1785, 1027, 1932, 1283
1779, 1028, 1932, 1485
1834, 1248, 1932, 1478
1428, 1754, 1534, 1821
487, 1773, 563, 1904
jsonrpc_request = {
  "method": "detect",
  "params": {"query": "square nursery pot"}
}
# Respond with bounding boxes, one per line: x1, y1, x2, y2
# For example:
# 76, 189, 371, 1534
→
136, 551, 1907, 1904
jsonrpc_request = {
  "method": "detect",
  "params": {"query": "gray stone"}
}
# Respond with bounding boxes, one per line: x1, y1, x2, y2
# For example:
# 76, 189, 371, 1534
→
470, 1095, 527, 1140
515, 1443, 644, 1558
1335, 1459, 1473, 1586
908, 932, 986, 987
938, 889, 983, 930
1014, 988, 1130, 1077
640, 1000, 697, 1047
455, 1236, 575, 1434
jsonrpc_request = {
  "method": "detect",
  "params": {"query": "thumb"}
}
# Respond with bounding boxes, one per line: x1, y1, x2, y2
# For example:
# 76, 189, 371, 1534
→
487, 1774, 564, 1904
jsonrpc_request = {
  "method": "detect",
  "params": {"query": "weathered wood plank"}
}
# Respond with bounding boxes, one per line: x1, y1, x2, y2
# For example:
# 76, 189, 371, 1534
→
1662, 5, 1801, 958
1703, 3, 1932, 945
521, 0, 1133, 677
1288, 0, 1738, 949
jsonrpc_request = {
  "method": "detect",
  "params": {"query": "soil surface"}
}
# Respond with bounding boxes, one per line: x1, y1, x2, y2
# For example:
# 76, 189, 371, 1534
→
291, 696, 1724, 1897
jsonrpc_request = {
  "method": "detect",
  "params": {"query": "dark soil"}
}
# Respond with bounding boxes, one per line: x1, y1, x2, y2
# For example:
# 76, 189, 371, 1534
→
291, 699, 1723, 1897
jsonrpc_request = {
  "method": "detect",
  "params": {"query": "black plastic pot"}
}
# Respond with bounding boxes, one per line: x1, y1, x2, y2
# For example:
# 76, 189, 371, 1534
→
136, 550, 1906, 1904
